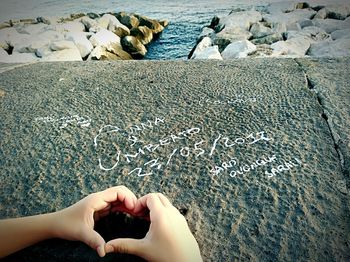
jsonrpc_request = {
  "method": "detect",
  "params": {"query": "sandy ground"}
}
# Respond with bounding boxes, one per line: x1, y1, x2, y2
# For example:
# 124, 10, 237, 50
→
0, 59, 349, 261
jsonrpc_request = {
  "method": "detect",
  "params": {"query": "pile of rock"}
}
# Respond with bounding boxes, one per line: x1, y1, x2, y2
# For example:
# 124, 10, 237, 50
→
189, 1, 350, 59
0, 12, 168, 63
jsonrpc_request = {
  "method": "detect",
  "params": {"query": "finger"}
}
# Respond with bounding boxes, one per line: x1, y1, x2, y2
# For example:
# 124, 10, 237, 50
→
93, 186, 137, 211
81, 229, 106, 257
105, 238, 146, 257
157, 193, 173, 207
134, 193, 164, 219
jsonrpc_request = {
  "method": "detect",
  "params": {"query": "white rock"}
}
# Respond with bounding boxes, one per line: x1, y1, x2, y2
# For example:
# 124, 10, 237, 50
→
89, 29, 120, 47
50, 40, 77, 51
39, 29, 64, 41
314, 8, 327, 19
106, 14, 130, 35
266, 2, 296, 14
250, 23, 273, 38
38, 16, 60, 25
308, 39, 350, 57
314, 18, 350, 34
40, 48, 82, 61
87, 45, 106, 60
216, 27, 252, 41
221, 40, 256, 59
272, 22, 287, 35
323, 4, 350, 20
271, 36, 310, 57
0, 51, 39, 63
35, 45, 52, 58
192, 45, 222, 60
15, 23, 47, 35
81, 16, 97, 31
0, 48, 9, 59
219, 10, 262, 31
331, 29, 350, 40
286, 26, 330, 42
299, 19, 314, 29
191, 37, 212, 58
55, 21, 85, 33
0, 27, 23, 49
198, 27, 215, 39
97, 14, 111, 29
65, 32, 93, 58
286, 22, 301, 31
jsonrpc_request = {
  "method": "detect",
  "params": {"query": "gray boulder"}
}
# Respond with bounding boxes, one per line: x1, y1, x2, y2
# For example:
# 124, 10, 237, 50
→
218, 10, 262, 31
313, 18, 350, 33
251, 33, 283, 45
271, 36, 311, 57
331, 29, 350, 40
250, 22, 273, 39
65, 32, 93, 58
221, 40, 257, 59
307, 38, 350, 57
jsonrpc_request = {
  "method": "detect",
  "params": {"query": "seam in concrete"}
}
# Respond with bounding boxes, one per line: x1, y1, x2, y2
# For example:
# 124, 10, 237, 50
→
293, 59, 346, 175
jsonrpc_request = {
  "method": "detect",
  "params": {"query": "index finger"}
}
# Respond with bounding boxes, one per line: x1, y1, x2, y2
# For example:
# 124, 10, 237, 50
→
134, 193, 165, 219
92, 186, 137, 211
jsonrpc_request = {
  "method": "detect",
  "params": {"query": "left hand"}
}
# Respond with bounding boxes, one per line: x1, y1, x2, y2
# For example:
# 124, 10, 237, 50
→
51, 186, 137, 257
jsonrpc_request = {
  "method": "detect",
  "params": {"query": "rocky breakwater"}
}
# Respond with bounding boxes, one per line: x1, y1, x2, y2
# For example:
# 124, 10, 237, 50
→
0, 12, 168, 63
189, 1, 350, 59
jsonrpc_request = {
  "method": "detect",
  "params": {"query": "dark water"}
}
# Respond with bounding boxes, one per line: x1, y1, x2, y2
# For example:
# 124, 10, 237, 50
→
0, 0, 281, 59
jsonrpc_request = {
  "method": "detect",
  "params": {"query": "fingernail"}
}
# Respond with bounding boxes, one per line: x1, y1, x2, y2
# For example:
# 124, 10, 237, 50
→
97, 246, 104, 257
105, 244, 114, 253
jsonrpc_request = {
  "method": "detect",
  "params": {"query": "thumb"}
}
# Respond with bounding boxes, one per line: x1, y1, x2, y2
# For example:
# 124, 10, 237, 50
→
105, 238, 146, 257
81, 229, 106, 257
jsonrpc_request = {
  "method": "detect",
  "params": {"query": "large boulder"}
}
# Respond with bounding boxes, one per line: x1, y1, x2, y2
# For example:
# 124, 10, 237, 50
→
0, 28, 21, 50
271, 36, 311, 57
81, 16, 98, 31
106, 14, 130, 38
54, 21, 85, 33
137, 15, 164, 34
316, 4, 350, 20
331, 29, 350, 40
89, 29, 120, 47
14, 35, 49, 53
313, 18, 350, 33
286, 26, 330, 42
214, 27, 252, 52
198, 27, 215, 40
88, 44, 132, 60
263, 9, 316, 27
307, 38, 350, 57
15, 23, 47, 35
251, 33, 283, 45
121, 35, 147, 58
218, 10, 262, 31
37, 16, 60, 25
189, 37, 212, 59
40, 47, 82, 61
250, 22, 273, 38
191, 45, 222, 60
0, 48, 9, 59
130, 26, 153, 45
50, 40, 77, 51
221, 40, 257, 59
116, 12, 139, 29
65, 32, 93, 58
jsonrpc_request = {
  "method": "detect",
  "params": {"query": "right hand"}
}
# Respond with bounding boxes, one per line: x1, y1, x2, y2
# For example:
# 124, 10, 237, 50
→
104, 193, 202, 262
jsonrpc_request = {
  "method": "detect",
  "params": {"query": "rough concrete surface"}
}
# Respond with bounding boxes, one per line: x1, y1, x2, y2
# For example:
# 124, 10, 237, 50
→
0, 59, 349, 261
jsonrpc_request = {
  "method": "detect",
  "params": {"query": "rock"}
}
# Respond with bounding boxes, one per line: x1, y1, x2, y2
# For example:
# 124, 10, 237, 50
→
55, 21, 85, 33
159, 20, 169, 27
313, 18, 350, 33
0, 51, 39, 63
65, 32, 93, 58
121, 35, 147, 58
130, 26, 153, 45
214, 27, 252, 52
250, 22, 273, 38
50, 40, 77, 51
89, 29, 120, 47
286, 22, 301, 31
190, 37, 212, 59
336, 180, 349, 194
106, 14, 130, 38
70, 13, 86, 20
137, 16, 164, 34
116, 12, 139, 29
37, 16, 60, 25
271, 36, 310, 57
209, 16, 220, 30
96, 14, 111, 29
105, 43, 133, 60
41, 48, 82, 61
299, 19, 314, 28
314, 8, 327, 19
251, 33, 283, 45
0, 22, 11, 30
87, 13, 99, 20
81, 16, 98, 31
0, 48, 9, 59
307, 38, 350, 57
0, 28, 20, 49
266, 2, 297, 14
287, 26, 330, 42
218, 10, 262, 31
192, 45, 222, 60
15, 23, 47, 35
295, 2, 310, 9
35, 45, 52, 58
249, 44, 273, 57
198, 27, 215, 40
38, 29, 64, 41
263, 9, 316, 27
14, 36, 48, 53
272, 22, 287, 35
221, 40, 257, 59
331, 29, 350, 40
324, 4, 350, 20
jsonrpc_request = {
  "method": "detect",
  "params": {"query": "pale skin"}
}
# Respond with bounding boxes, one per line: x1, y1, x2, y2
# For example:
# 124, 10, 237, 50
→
0, 186, 202, 262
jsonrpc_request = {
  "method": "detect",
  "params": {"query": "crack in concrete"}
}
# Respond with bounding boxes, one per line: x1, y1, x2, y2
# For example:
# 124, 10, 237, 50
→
293, 59, 346, 175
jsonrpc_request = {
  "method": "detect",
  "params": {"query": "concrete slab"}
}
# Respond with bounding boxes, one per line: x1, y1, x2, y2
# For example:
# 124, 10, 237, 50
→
296, 58, 350, 186
0, 59, 349, 261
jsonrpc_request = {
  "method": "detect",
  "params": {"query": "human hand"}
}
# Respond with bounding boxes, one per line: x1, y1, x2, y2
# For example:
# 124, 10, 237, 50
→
51, 186, 137, 257
105, 193, 202, 262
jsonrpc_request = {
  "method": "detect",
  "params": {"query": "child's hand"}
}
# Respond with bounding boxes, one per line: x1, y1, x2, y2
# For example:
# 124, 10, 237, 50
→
51, 186, 137, 257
